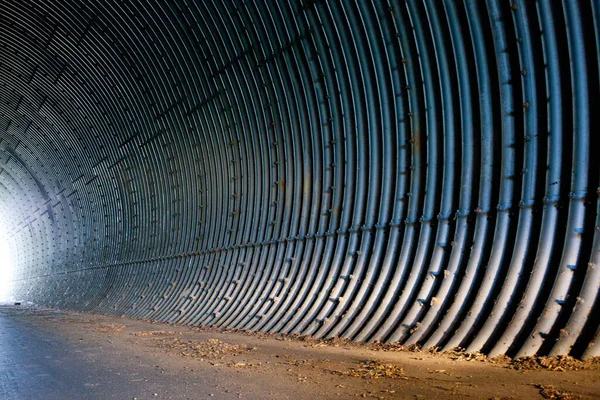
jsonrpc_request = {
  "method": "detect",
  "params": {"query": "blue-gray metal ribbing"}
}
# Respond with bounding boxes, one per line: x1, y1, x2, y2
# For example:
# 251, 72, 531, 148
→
465, 0, 538, 354
402, 0, 474, 347
487, 0, 563, 358
421, 0, 494, 350
574, 0, 600, 361
388, 0, 456, 344
368, 0, 440, 344
441, 0, 516, 352
516, 0, 590, 358
1, 0, 599, 359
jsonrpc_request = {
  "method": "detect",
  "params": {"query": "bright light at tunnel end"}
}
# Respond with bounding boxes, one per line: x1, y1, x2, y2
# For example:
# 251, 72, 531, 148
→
0, 236, 15, 303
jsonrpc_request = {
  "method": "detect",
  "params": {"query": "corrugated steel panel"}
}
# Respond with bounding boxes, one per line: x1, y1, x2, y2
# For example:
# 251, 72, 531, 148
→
0, 0, 598, 358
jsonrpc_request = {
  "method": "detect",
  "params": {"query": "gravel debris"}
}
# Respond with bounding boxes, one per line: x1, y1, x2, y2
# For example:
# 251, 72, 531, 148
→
133, 330, 181, 337
93, 323, 126, 333
155, 338, 254, 360
535, 384, 580, 400
334, 360, 407, 379
512, 356, 600, 372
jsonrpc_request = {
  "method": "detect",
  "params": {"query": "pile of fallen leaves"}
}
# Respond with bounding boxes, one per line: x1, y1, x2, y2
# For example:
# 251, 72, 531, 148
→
511, 356, 600, 372
535, 384, 579, 400
370, 343, 512, 365
372, 342, 424, 353
93, 323, 126, 333
156, 338, 253, 360
133, 330, 181, 337
446, 350, 489, 362
336, 360, 406, 379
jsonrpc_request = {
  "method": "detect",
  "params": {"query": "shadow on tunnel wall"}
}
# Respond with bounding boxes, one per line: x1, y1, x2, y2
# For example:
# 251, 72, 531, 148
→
0, 0, 599, 359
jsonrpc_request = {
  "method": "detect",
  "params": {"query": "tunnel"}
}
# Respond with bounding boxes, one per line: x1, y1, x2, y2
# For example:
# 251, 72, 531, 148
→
0, 0, 599, 362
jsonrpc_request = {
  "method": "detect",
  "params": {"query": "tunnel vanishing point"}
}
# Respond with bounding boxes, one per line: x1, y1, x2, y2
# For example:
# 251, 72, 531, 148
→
0, 0, 599, 360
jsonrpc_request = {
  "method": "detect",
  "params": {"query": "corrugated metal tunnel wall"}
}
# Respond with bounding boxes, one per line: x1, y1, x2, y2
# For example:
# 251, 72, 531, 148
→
0, 0, 599, 359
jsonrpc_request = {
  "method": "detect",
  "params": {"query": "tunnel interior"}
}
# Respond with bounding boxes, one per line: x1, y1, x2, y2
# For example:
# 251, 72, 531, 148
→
0, 0, 599, 360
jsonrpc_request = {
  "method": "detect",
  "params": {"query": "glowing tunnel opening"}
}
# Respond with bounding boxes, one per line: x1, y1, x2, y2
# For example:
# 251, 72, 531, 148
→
0, 230, 14, 303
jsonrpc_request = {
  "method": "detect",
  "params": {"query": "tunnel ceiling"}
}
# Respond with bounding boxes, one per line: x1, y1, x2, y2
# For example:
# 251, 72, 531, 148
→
0, 0, 599, 359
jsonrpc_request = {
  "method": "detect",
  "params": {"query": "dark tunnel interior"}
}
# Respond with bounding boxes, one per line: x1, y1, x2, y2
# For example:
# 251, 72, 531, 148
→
0, 0, 599, 360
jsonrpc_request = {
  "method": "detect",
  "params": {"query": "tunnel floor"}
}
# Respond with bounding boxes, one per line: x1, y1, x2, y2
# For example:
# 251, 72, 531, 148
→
0, 306, 598, 399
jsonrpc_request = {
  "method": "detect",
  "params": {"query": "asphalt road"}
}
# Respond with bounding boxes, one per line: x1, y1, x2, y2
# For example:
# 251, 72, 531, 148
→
0, 306, 234, 400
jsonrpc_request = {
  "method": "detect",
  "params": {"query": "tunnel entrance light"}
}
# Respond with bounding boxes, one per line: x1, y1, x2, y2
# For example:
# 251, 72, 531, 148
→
0, 236, 14, 303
